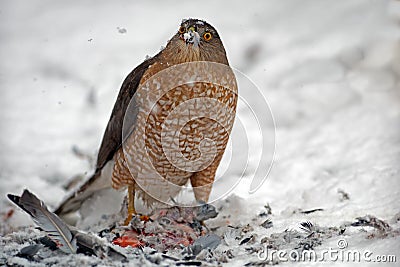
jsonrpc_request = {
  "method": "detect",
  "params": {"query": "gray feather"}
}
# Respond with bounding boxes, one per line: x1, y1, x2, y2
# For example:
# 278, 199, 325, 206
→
8, 190, 77, 254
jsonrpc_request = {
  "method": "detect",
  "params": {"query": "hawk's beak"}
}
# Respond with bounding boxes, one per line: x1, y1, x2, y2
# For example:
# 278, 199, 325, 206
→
183, 27, 200, 47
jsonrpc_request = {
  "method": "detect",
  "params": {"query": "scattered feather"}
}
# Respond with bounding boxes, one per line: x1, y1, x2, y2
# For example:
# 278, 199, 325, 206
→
300, 208, 324, 214
260, 219, 273, 229
73, 231, 127, 260
299, 221, 315, 233
351, 215, 391, 233
183, 234, 221, 256
38, 236, 58, 250
7, 190, 77, 254
258, 204, 271, 217
17, 244, 43, 260
176, 261, 202, 266
337, 189, 350, 201
239, 235, 253, 245
195, 203, 218, 221
116, 27, 127, 34
223, 228, 241, 246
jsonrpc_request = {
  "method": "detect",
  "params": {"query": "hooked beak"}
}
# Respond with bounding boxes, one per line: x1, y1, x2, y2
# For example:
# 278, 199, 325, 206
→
183, 27, 200, 47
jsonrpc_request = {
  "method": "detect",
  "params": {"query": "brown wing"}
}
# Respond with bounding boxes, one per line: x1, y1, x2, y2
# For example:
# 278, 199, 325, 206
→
55, 55, 158, 216
96, 55, 157, 171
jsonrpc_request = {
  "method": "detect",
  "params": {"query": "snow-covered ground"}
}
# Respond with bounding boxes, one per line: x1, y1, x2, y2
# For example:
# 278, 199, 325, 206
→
1, 0, 399, 266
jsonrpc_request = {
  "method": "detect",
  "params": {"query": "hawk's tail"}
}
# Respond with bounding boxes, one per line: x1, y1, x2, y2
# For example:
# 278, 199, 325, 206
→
54, 167, 112, 216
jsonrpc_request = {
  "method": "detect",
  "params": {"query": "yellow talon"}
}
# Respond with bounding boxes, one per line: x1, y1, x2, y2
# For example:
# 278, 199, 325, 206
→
124, 184, 136, 225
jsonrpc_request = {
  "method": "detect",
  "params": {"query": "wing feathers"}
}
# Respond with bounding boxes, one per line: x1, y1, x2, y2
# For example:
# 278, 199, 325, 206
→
96, 56, 156, 171
55, 54, 158, 216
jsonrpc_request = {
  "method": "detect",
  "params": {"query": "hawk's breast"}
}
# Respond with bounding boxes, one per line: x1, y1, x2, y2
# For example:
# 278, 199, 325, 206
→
112, 61, 238, 204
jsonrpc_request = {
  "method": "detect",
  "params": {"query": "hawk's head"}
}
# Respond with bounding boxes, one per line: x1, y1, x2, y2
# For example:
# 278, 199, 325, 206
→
165, 19, 228, 64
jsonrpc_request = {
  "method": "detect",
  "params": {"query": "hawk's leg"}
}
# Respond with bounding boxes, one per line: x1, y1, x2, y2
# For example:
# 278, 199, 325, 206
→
190, 170, 216, 203
124, 184, 136, 225
190, 150, 225, 203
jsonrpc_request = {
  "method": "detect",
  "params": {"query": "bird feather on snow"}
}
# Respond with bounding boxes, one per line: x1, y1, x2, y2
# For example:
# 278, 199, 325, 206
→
7, 189, 77, 254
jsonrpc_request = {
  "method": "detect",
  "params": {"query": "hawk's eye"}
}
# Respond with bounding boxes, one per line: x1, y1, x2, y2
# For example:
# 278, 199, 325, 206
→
203, 32, 212, 41
178, 26, 186, 34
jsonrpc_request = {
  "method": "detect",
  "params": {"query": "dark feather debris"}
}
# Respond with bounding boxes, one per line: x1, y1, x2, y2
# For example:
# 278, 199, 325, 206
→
260, 219, 273, 229
300, 208, 324, 214
16, 244, 43, 260
299, 221, 315, 233
351, 215, 391, 233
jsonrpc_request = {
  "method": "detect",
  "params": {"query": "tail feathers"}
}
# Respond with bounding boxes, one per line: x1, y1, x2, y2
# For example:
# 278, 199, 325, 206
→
55, 167, 112, 216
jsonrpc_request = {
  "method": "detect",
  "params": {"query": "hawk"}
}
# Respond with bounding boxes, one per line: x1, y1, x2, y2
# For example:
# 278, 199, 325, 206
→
56, 19, 238, 223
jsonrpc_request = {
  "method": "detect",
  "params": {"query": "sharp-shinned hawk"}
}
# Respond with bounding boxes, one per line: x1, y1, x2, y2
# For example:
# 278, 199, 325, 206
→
56, 19, 238, 223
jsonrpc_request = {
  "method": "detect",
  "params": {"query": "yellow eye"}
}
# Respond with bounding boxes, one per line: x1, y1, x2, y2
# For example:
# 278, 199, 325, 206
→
178, 26, 186, 34
203, 32, 212, 41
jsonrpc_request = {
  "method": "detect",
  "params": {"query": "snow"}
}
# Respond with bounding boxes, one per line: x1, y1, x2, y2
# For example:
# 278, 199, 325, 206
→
1, 0, 399, 266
